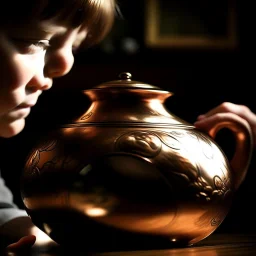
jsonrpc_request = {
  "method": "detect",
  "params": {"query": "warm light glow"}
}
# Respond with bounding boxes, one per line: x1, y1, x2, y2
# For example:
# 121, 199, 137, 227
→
84, 207, 108, 217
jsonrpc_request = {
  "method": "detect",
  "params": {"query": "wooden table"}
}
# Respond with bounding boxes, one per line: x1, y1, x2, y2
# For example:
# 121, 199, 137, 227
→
20, 233, 256, 256
95, 234, 256, 256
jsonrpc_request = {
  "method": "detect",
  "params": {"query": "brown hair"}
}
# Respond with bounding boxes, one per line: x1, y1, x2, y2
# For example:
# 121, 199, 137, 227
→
1, 0, 117, 46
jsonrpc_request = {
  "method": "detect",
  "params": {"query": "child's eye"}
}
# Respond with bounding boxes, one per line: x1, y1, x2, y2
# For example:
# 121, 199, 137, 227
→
32, 40, 51, 50
11, 38, 51, 54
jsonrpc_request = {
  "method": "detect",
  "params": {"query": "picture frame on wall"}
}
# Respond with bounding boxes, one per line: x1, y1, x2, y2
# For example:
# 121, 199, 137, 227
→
144, 0, 238, 49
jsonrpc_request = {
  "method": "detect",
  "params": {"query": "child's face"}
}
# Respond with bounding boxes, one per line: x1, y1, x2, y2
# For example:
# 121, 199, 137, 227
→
0, 20, 86, 138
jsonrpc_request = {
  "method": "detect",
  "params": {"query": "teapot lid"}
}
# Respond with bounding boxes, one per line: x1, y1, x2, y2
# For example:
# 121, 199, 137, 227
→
95, 72, 161, 90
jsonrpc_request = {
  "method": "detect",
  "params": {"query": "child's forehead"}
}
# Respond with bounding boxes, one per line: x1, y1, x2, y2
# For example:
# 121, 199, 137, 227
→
1, 1, 92, 28
4, 20, 79, 36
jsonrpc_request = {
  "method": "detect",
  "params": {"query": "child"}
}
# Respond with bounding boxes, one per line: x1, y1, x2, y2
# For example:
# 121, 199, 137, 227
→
0, 0, 116, 253
194, 102, 256, 148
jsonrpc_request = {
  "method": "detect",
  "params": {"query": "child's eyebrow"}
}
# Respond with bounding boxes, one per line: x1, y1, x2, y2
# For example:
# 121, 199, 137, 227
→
40, 23, 68, 35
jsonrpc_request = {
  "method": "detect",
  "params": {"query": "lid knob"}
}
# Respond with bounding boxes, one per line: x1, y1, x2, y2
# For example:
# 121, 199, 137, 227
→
119, 72, 132, 81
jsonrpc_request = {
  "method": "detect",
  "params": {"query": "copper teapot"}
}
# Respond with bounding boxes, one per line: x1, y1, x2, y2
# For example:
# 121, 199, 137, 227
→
20, 72, 253, 251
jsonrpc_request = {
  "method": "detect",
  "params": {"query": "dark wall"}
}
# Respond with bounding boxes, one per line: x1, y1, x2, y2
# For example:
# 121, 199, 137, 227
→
1, 0, 255, 236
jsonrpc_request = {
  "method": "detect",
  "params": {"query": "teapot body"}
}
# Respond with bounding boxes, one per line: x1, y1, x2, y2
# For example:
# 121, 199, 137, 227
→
21, 73, 252, 250
22, 125, 233, 247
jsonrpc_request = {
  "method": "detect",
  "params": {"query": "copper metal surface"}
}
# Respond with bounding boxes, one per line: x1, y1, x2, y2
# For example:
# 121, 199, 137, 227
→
21, 72, 253, 251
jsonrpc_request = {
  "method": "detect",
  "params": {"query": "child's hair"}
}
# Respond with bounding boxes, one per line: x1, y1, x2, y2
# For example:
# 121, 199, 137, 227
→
0, 0, 117, 46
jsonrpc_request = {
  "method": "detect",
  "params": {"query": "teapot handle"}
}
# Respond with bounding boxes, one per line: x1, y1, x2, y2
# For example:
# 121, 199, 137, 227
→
204, 115, 253, 191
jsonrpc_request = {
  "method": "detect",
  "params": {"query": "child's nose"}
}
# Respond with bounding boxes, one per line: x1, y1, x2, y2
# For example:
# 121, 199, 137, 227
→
26, 76, 53, 92
44, 48, 74, 78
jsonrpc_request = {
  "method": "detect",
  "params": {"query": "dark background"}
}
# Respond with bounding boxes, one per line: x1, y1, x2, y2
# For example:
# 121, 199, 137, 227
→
0, 0, 255, 235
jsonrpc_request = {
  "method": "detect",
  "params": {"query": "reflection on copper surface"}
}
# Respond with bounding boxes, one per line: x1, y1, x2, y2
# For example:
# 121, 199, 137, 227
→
85, 207, 108, 217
